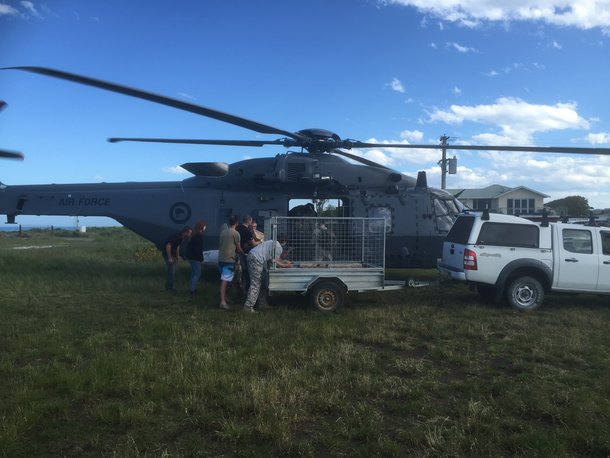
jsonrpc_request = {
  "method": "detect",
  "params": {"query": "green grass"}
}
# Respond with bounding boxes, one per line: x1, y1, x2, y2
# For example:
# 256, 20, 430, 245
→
1, 228, 609, 457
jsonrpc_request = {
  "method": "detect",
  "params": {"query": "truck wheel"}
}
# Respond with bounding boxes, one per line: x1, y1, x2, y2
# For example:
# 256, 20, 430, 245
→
506, 276, 544, 311
309, 280, 345, 312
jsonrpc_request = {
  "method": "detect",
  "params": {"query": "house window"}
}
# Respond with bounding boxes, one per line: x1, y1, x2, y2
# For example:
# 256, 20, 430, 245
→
473, 199, 492, 211
507, 198, 536, 215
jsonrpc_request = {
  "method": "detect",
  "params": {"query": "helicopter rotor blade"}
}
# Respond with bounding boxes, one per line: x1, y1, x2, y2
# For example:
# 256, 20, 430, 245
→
332, 149, 392, 169
3, 66, 305, 142
0, 149, 24, 160
107, 137, 291, 147
343, 141, 610, 155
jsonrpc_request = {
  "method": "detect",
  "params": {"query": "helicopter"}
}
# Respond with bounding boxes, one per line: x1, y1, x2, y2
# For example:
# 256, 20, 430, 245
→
2, 66, 610, 268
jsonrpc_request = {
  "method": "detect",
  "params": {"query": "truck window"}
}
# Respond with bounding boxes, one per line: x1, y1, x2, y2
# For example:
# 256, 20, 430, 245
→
602, 231, 610, 255
445, 216, 474, 244
562, 229, 593, 254
476, 223, 539, 248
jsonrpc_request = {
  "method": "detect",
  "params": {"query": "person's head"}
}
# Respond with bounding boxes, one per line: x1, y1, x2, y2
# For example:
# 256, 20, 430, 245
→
278, 234, 288, 246
229, 215, 239, 227
195, 220, 207, 233
181, 226, 193, 239
251, 220, 258, 230
243, 215, 253, 226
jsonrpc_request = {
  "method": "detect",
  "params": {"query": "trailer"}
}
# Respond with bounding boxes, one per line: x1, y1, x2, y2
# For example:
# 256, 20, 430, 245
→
265, 216, 404, 312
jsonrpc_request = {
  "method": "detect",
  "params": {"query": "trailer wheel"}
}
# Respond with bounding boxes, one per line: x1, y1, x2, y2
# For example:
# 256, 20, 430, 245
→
506, 276, 544, 311
309, 280, 345, 312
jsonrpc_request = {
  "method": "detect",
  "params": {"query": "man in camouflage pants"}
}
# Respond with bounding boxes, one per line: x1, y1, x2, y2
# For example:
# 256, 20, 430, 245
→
243, 236, 292, 312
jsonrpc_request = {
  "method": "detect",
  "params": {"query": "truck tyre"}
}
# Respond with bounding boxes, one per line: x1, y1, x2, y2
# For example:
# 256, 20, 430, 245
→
506, 276, 544, 311
309, 280, 345, 312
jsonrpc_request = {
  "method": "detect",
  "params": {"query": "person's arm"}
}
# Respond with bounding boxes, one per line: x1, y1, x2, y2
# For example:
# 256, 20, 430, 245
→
275, 256, 292, 268
165, 242, 174, 263
236, 242, 245, 256
235, 233, 245, 255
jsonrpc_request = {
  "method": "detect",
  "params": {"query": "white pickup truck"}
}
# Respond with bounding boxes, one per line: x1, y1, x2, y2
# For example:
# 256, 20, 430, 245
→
437, 211, 610, 311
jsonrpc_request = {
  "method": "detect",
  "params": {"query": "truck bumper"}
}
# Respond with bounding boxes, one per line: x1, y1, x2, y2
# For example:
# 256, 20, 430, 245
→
437, 263, 467, 282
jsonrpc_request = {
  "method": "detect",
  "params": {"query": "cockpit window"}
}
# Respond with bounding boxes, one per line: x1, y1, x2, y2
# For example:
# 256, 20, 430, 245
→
433, 199, 461, 232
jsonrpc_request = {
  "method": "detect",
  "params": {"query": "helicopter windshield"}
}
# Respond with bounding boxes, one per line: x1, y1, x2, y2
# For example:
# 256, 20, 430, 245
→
433, 197, 463, 232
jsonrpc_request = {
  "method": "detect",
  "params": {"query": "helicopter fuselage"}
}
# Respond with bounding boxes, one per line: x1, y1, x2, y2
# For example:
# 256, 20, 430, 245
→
0, 153, 462, 268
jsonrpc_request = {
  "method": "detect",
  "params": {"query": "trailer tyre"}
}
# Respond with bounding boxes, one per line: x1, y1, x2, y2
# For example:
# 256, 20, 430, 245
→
506, 276, 544, 311
309, 280, 345, 312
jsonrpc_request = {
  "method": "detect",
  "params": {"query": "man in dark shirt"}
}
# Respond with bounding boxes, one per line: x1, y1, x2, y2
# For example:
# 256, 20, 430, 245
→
162, 226, 192, 291
185, 220, 207, 297
235, 215, 261, 292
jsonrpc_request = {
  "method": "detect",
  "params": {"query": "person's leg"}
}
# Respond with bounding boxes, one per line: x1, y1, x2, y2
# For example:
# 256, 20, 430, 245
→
163, 253, 175, 291
244, 258, 263, 309
189, 260, 201, 294
220, 280, 228, 305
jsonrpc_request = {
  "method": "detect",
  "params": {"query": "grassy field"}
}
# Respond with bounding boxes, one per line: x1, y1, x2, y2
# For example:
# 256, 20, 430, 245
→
1, 227, 609, 457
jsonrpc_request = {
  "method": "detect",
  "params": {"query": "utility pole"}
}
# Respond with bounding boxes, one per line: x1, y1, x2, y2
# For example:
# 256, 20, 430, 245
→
438, 134, 449, 190
437, 134, 457, 190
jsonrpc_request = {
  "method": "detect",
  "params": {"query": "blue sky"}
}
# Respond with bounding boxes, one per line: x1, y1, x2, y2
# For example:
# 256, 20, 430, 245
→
1, 0, 610, 226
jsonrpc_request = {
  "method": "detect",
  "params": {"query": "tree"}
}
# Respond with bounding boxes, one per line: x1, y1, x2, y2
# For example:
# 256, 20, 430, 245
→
545, 195, 591, 217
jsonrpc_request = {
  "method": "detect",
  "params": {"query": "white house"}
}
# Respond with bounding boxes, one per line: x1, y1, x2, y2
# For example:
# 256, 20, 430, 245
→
447, 184, 549, 215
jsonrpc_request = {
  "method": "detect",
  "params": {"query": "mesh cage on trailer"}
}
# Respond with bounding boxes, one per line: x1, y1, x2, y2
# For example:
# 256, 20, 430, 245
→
268, 217, 386, 269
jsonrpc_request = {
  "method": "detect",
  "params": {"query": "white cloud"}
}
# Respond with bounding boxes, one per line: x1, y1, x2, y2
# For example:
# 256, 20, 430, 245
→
399, 129, 424, 141
386, 77, 405, 93
20, 1, 40, 17
426, 97, 590, 144
400, 153, 610, 208
447, 42, 477, 53
453, 86, 462, 95
381, 97, 609, 207
382, 0, 610, 29
587, 132, 610, 144
0, 3, 19, 16
178, 92, 197, 101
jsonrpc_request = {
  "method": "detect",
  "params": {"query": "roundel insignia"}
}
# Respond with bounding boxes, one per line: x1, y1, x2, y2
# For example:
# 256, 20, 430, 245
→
169, 202, 191, 224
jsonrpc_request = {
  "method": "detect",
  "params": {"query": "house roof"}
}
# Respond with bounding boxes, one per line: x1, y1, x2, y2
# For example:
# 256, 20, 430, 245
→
447, 184, 549, 199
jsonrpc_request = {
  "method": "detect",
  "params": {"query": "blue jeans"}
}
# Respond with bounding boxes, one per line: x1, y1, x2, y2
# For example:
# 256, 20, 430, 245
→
163, 253, 176, 290
189, 260, 202, 292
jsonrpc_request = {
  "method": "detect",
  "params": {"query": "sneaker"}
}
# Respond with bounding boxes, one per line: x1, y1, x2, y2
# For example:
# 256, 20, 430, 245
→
243, 306, 257, 313
219, 303, 231, 311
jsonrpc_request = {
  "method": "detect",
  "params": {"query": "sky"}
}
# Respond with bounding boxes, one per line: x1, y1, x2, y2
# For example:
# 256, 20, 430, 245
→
1, 0, 610, 227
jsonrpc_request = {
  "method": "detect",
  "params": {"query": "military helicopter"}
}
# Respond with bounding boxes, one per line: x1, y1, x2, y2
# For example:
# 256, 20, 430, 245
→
2, 67, 610, 268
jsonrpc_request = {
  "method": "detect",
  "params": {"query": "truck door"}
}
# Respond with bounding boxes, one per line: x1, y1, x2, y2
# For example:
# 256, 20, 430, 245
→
556, 228, 598, 291
597, 230, 610, 292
